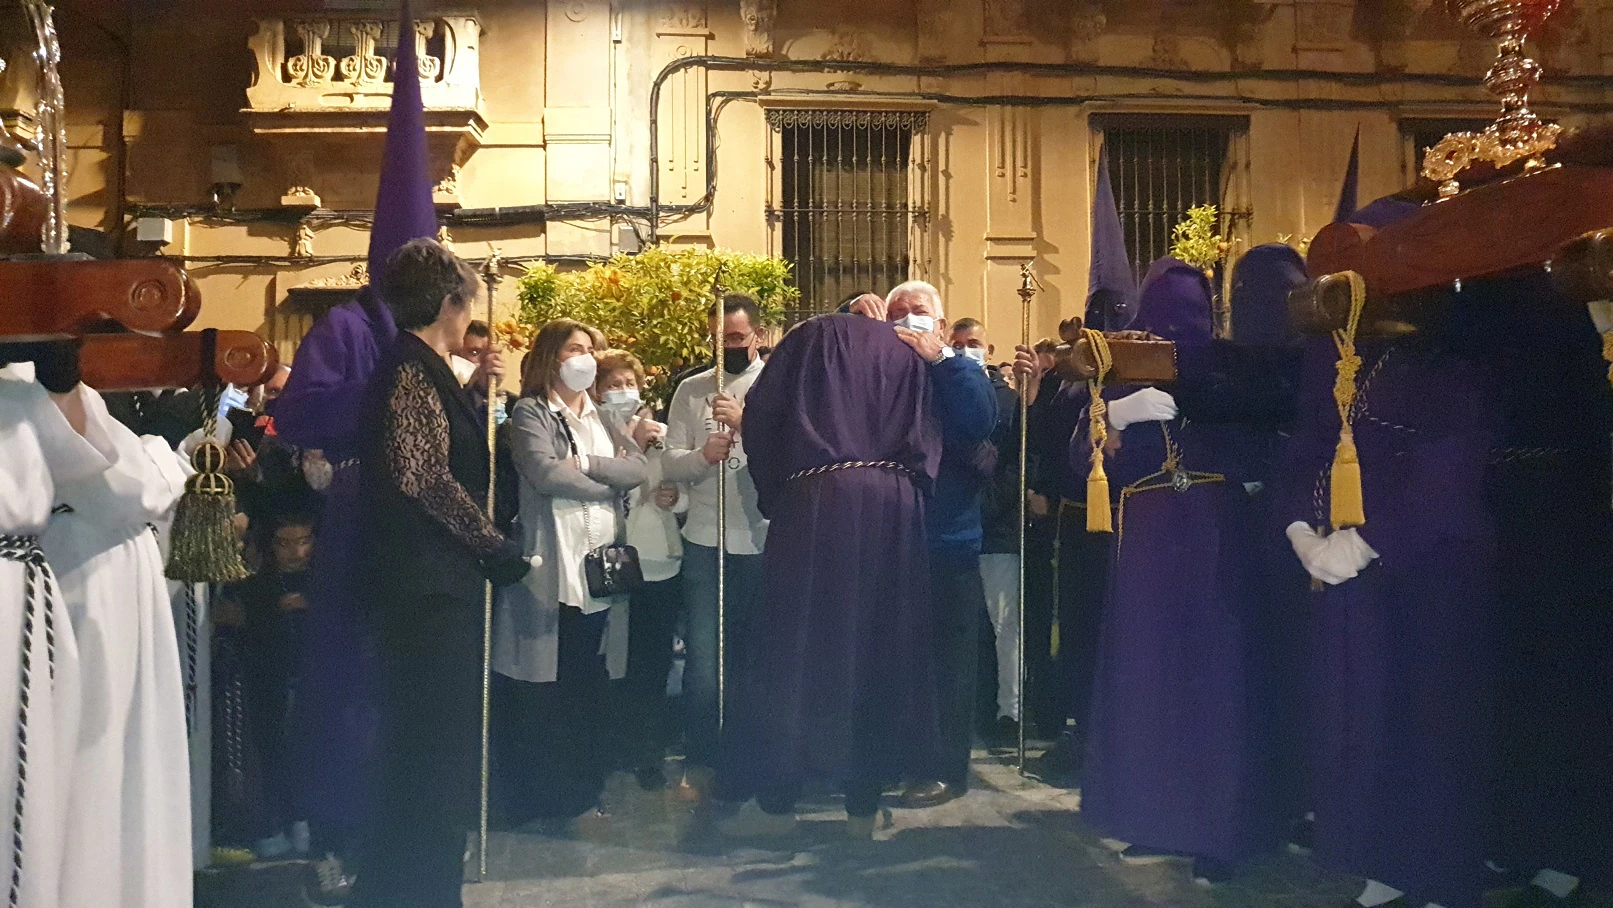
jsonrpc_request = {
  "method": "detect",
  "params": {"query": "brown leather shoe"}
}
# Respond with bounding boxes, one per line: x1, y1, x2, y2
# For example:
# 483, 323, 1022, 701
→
899, 781, 961, 809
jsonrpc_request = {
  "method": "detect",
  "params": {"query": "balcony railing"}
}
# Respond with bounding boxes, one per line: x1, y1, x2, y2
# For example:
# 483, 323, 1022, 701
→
247, 13, 482, 112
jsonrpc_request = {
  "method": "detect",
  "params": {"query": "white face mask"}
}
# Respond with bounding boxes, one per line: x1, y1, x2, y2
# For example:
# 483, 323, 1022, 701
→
558, 354, 597, 392
893, 314, 935, 334
601, 388, 641, 413
960, 346, 989, 366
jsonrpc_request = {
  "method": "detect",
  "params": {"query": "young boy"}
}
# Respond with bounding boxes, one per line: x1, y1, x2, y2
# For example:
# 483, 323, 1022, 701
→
216, 510, 316, 859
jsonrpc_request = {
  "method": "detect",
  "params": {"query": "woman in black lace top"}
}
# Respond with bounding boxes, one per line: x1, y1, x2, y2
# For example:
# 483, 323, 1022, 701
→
350, 239, 530, 908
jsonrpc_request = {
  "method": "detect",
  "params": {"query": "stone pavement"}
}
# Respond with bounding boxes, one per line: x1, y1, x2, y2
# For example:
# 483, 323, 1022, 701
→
462, 750, 1366, 908
200, 747, 1613, 907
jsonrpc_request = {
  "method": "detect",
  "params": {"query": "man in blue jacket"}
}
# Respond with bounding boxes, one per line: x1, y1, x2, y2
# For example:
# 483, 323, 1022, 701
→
866, 281, 998, 808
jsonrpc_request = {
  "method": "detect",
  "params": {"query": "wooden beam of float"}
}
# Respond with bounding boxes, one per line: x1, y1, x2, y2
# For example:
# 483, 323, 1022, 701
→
1298, 164, 1613, 333
79, 331, 280, 392
1050, 317, 1178, 384
0, 258, 201, 340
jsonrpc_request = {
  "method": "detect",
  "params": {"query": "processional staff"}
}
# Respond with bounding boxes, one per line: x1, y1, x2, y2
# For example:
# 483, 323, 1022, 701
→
1015, 263, 1039, 774
475, 250, 504, 881
711, 267, 729, 731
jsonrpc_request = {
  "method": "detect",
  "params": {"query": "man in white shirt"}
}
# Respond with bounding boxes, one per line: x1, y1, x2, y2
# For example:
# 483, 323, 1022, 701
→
663, 295, 769, 798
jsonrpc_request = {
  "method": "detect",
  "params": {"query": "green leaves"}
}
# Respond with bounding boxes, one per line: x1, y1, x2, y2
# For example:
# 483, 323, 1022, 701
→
515, 246, 799, 406
1170, 204, 1228, 272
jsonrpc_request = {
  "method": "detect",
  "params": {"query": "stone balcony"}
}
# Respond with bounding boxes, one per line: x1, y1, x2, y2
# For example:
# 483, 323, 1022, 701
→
243, 12, 487, 209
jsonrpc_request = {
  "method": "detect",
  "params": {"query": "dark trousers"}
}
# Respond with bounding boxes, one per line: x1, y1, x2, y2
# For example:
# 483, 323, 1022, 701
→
1055, 504, 1112, 738
1023, 524, 1058, 736
619, 575, 682, 769
681, 543, 764, 768
352, 595, 482, 908
759, 777, 884, 819
932, 552, 984, 790
493, 606, 609, 823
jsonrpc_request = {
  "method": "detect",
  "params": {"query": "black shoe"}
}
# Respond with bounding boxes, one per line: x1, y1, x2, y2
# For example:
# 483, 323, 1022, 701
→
1286, 815, 1315, 855
1191, 857, 1233, 887
899, 781, 962, 809
1027, 730, 1082, 783
992, 716, 1020, 748
1505, 884, 1584, 908
1337, 899, 1408, 908
635, 762, 668, 791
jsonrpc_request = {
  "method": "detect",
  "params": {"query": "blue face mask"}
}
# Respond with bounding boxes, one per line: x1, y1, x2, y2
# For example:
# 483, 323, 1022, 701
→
893, 314, 935, 334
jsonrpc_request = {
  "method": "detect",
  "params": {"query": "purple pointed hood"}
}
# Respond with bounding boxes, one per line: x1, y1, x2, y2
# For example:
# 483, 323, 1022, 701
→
1087, 142, 1137, 331
1231, 244, 1308, 346
367, 0, 439, 287
1127, 257, 1214, 345
1333, 128, 1360, 224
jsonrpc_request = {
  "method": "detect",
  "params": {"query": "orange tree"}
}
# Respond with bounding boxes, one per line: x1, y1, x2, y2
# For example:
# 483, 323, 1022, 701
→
516, 245, 797, 406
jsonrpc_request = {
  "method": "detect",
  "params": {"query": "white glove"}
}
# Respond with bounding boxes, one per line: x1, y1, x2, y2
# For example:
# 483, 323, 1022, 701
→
301, 449, 334, 492
1107, 387, 1178, 432
1286, 522, 1379, 586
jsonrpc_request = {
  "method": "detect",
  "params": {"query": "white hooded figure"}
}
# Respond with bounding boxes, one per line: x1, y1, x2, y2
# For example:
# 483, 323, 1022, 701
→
40, 385, 193, 908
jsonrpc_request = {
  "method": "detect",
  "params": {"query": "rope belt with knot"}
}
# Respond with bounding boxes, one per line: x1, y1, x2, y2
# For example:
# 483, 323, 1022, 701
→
0, 534, 57, 908
787, 460, 916, 483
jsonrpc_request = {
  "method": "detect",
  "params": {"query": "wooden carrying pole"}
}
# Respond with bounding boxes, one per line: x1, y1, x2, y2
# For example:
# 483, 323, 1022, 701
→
476, 251, 503, 881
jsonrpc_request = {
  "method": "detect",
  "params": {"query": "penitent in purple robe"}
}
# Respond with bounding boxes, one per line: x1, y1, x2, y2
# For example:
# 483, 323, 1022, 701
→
717, 313, 944, 796
1284, 308, 1499, 908
1479, 273, 1613, 885
269, 289, 396, 838
1082, 256, 1299, 863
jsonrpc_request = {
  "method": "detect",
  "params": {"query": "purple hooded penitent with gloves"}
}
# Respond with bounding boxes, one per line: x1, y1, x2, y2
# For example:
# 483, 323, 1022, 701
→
268, 0, 440, 847
1080, 253, 1303, 865
1280, 197, 1501, 908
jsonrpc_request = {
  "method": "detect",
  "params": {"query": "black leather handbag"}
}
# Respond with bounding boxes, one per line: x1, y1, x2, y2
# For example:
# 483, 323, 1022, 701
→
561, 412, 643, 598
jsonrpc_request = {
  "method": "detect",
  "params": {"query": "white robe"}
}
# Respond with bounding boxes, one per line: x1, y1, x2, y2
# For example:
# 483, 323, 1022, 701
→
41, 388, 193, 908
0, 365, 107, 907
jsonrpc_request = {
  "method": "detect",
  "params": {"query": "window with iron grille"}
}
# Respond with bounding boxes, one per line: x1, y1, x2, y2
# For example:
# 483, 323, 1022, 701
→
767, 109, 928, 323
1094, 115, 1252, 288
1400, 118, 1496, 183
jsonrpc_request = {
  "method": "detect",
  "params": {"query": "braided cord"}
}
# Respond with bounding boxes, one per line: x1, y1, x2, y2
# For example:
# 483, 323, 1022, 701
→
1082, 329, 1114, 469
1331, 273, 1368, 444
786, 460, 915, 483
0, 536, 53, 908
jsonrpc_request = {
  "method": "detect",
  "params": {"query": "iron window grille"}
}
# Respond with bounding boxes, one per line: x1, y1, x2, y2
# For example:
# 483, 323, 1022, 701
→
766, 109, 930, 324
1092, 115, 1253, 291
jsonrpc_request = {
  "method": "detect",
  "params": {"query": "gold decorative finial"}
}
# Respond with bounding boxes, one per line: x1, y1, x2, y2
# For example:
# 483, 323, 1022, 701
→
1421, 0, 1563, 198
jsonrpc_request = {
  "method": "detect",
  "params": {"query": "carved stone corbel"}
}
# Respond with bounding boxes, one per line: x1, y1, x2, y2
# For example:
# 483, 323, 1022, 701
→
1069, 2, 1107, 65
740, 0, 777, 59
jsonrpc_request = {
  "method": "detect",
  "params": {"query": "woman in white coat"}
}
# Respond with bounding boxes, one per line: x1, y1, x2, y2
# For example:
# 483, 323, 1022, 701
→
491, 321, 651, 831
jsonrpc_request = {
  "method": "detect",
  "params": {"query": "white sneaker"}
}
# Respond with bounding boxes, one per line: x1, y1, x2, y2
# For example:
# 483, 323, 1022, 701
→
255, 833, 292, 860
716, 801, 798, 839
291, 820, 311, 855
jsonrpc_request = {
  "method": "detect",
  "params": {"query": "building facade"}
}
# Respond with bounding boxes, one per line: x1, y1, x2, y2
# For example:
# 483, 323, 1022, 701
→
5, 0, 1613, 356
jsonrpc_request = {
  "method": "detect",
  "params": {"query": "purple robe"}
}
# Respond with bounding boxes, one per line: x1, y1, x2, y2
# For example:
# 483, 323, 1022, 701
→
717, 314, 944, 794
1082, 257, 1295, 862
1285, 324, 1499, 908
1480, 273, 1613, 883
268, 290, 396, 837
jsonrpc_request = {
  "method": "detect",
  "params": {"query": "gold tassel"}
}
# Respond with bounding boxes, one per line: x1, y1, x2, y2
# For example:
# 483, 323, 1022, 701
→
1328, 272, 1369, 531
1329, 429, 1366, 529
166, 435, 249, 584
1082, 328, 1115, 534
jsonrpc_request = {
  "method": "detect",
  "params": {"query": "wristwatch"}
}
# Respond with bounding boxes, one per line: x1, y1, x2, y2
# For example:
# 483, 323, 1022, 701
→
930, 346, 955, 365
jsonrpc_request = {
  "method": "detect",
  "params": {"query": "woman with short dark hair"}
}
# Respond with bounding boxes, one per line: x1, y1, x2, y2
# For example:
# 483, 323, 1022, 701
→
350, 238, 530, 908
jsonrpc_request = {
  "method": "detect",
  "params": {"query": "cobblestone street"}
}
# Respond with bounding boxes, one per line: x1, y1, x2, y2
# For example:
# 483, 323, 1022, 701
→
462, 751, 1366, 908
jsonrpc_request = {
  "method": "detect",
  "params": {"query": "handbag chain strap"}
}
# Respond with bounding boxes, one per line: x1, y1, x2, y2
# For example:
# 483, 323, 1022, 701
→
557, 404, 629, 549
